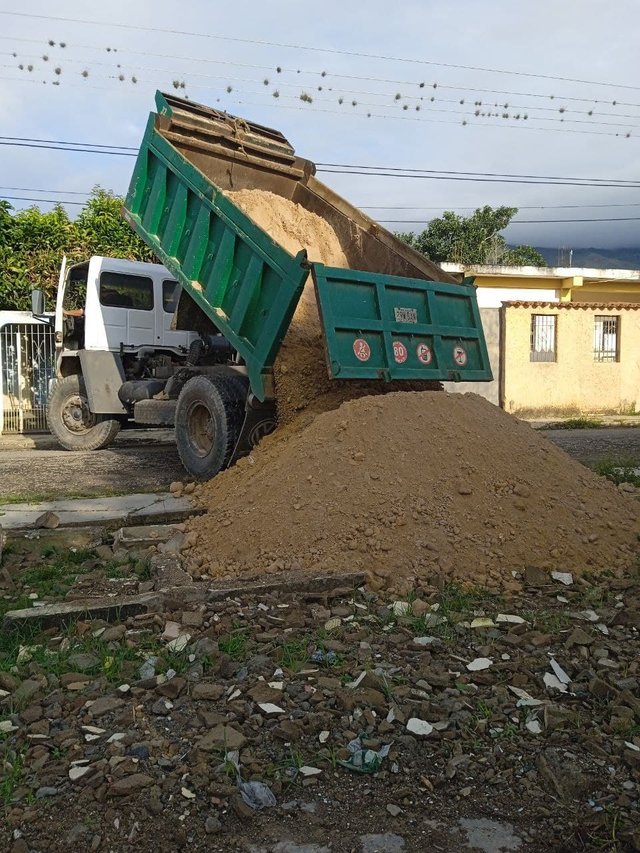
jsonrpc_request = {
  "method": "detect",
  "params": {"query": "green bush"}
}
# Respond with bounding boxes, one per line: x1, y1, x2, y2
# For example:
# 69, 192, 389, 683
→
0, 189, 154, 311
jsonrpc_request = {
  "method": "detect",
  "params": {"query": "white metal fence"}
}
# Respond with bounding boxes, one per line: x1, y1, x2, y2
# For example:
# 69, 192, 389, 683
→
0, 320, 55, 433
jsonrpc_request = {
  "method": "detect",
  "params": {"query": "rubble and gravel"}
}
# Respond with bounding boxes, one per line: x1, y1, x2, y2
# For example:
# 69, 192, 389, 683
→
1, 535, 640, 852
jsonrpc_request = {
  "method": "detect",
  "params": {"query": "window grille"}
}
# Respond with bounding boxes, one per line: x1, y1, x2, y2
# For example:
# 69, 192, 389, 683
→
530, 314, 557, 362
593, 315, 619, 362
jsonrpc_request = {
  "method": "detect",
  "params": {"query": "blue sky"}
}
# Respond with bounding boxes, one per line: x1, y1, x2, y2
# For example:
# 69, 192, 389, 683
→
1, 0, 639, 249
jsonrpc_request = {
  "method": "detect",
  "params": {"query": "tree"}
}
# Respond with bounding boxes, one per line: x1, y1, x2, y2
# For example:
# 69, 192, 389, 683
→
397, 206, 546, 266
0, 189, 154, 311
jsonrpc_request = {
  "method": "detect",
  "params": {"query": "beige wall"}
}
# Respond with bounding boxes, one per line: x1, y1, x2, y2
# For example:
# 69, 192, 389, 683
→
443, 308, 501, 404
502, 306, 640, 416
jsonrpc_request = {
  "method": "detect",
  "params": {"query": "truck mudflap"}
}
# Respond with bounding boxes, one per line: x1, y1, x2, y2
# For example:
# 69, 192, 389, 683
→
311, 266, 493, 383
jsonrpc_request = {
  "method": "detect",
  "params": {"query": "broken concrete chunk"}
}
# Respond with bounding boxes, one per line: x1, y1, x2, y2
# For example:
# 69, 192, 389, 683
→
34, 511, 60, 530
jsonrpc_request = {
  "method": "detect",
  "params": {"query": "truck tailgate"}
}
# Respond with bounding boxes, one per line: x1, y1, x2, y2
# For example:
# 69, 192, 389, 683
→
311, 265, 492, 382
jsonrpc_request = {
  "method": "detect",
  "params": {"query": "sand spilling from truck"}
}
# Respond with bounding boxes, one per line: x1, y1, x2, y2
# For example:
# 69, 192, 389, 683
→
186, 391, 639, 592
228, 189, 440, 425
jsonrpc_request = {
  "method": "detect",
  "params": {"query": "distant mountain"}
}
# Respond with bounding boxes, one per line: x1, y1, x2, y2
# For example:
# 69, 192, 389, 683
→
532, 246, 640, 270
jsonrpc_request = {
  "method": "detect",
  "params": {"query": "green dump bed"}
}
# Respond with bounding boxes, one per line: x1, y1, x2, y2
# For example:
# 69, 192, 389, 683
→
124, 92, 492, 399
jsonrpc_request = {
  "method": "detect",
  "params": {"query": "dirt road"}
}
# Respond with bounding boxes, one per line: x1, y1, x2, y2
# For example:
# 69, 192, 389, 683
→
1, 426, 638, 502
0, 432, 184, 501
542, 426, 640, 464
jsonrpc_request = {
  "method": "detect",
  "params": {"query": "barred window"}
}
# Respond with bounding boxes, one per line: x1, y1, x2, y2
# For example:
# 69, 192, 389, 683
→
593, 315, 619, 362
530, 314, 557, 362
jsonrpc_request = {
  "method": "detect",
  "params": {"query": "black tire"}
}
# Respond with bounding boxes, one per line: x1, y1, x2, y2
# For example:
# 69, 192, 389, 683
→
174, 375, 242, 480
47, 374, 121, 451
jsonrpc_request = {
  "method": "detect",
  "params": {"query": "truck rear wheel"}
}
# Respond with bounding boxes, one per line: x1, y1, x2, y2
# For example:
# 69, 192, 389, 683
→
174, 375, 242, 480
47, 374, 121, 451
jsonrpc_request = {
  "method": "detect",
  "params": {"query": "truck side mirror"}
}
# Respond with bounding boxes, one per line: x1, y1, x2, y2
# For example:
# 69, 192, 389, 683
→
31, 289, 45, 316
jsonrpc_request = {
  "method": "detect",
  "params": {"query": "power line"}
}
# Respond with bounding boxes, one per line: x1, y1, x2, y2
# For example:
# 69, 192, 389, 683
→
6, 50, 640, 126
2, 10, 639, 92
5, 34, 640, 110
2, 134, 639, 187
3, 187, 640, 211
4, 193, 639, 224
0, 194, 85, 205
0, 72, 635, 140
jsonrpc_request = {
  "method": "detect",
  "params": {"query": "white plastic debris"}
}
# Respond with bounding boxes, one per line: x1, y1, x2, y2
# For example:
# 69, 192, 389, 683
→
267, 681, 284, 690
107, 733, 126, 743
508, 686, 544, 707
543, 673, 568, 693
406, 718, 433, 737
526, 720, 542, 735
470, 617, 495, 628
596, 623, 610, 635
551, 571, 573, 586
496, 614, 526, 625
258, 703, 285, 715
299, 766, 322, 777
0, 720, 18, 733
391, 601, 410, 617
347, 671, 367, 689
81, 726, 105, 735
624, 741, 640, 752
319, 730, 330, 743
549, 659, 571, 685
324, 617, 341, 632
166, 634, 191, 653
181, 787, 196, 799
467, 657, 493, 672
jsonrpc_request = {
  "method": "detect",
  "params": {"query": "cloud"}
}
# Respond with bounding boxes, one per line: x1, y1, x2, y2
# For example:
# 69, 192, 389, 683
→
1, 0, 639, 250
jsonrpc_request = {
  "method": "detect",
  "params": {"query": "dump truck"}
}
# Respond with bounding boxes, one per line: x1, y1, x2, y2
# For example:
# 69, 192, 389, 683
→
41, 91, 492, 480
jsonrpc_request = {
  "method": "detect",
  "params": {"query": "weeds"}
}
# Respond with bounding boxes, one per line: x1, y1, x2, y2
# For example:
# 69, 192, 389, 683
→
0, 745, 28, 806
590, 457, 640, 488
218, 628, 249, 661
543, 417, 603, 430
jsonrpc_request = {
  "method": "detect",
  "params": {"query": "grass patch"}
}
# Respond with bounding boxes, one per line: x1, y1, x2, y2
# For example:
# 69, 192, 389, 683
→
590, 457, 640, 488
0, 745, 27, 806
19, 548, 96, 599
0, 488, 134, 505
521, 608, 572, 633
218, 628, 249, 661
543, 417, 604, 430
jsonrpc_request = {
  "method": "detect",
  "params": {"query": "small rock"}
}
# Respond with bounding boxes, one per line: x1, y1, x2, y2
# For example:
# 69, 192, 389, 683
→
467, 657, 493, 672
192, 682, 225, 701
197, 724, 246, 752
205, 815, 222, 834
386, 804, 402, 817
109, 773, 154, 796
88, 696, 124, 717
35, 510, 59, 529
169, 481, 184, 494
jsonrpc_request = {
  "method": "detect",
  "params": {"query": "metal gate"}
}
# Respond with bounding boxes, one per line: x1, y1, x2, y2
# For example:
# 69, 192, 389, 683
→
0, 321, 55, 433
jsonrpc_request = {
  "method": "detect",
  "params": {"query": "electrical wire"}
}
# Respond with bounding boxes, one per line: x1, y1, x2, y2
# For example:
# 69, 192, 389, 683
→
5, 34, 640, 110
2, 10, 639, 92
2, 134, 640, 187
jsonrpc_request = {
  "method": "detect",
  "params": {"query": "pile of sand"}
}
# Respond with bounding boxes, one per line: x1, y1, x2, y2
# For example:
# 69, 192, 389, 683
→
186, 392, 639, 591
228, 189, 440, 426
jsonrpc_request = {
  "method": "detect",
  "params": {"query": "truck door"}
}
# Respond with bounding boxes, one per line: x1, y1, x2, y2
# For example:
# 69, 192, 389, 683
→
94, 269, 155, 349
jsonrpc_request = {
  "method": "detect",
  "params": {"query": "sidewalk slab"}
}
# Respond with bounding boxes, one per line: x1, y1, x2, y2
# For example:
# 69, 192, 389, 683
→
0, 492, 195, 530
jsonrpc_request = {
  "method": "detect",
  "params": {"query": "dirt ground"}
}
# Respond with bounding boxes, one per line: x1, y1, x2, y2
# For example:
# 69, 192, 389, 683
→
0, 425, 638, 503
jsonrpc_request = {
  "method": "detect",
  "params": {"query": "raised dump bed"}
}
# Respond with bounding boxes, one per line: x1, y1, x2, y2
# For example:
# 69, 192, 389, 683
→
124, 91, 492, 404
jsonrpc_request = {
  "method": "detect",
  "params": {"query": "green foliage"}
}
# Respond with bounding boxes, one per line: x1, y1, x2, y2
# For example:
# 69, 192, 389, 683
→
396, 206, 546, 267
0, 189, 154, 311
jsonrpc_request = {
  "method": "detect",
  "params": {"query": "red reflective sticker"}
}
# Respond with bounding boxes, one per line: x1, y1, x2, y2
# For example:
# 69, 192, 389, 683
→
353, 338, 371, 362
416, 343, 432, 365
393, 341, 408, 364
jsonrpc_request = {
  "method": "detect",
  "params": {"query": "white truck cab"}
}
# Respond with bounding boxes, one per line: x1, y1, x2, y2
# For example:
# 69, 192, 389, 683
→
56, 255, 195, 358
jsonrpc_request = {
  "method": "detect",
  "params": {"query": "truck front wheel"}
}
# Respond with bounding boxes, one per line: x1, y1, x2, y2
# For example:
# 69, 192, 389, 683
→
174, 375, 242, 480
47, 374, 121, 451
